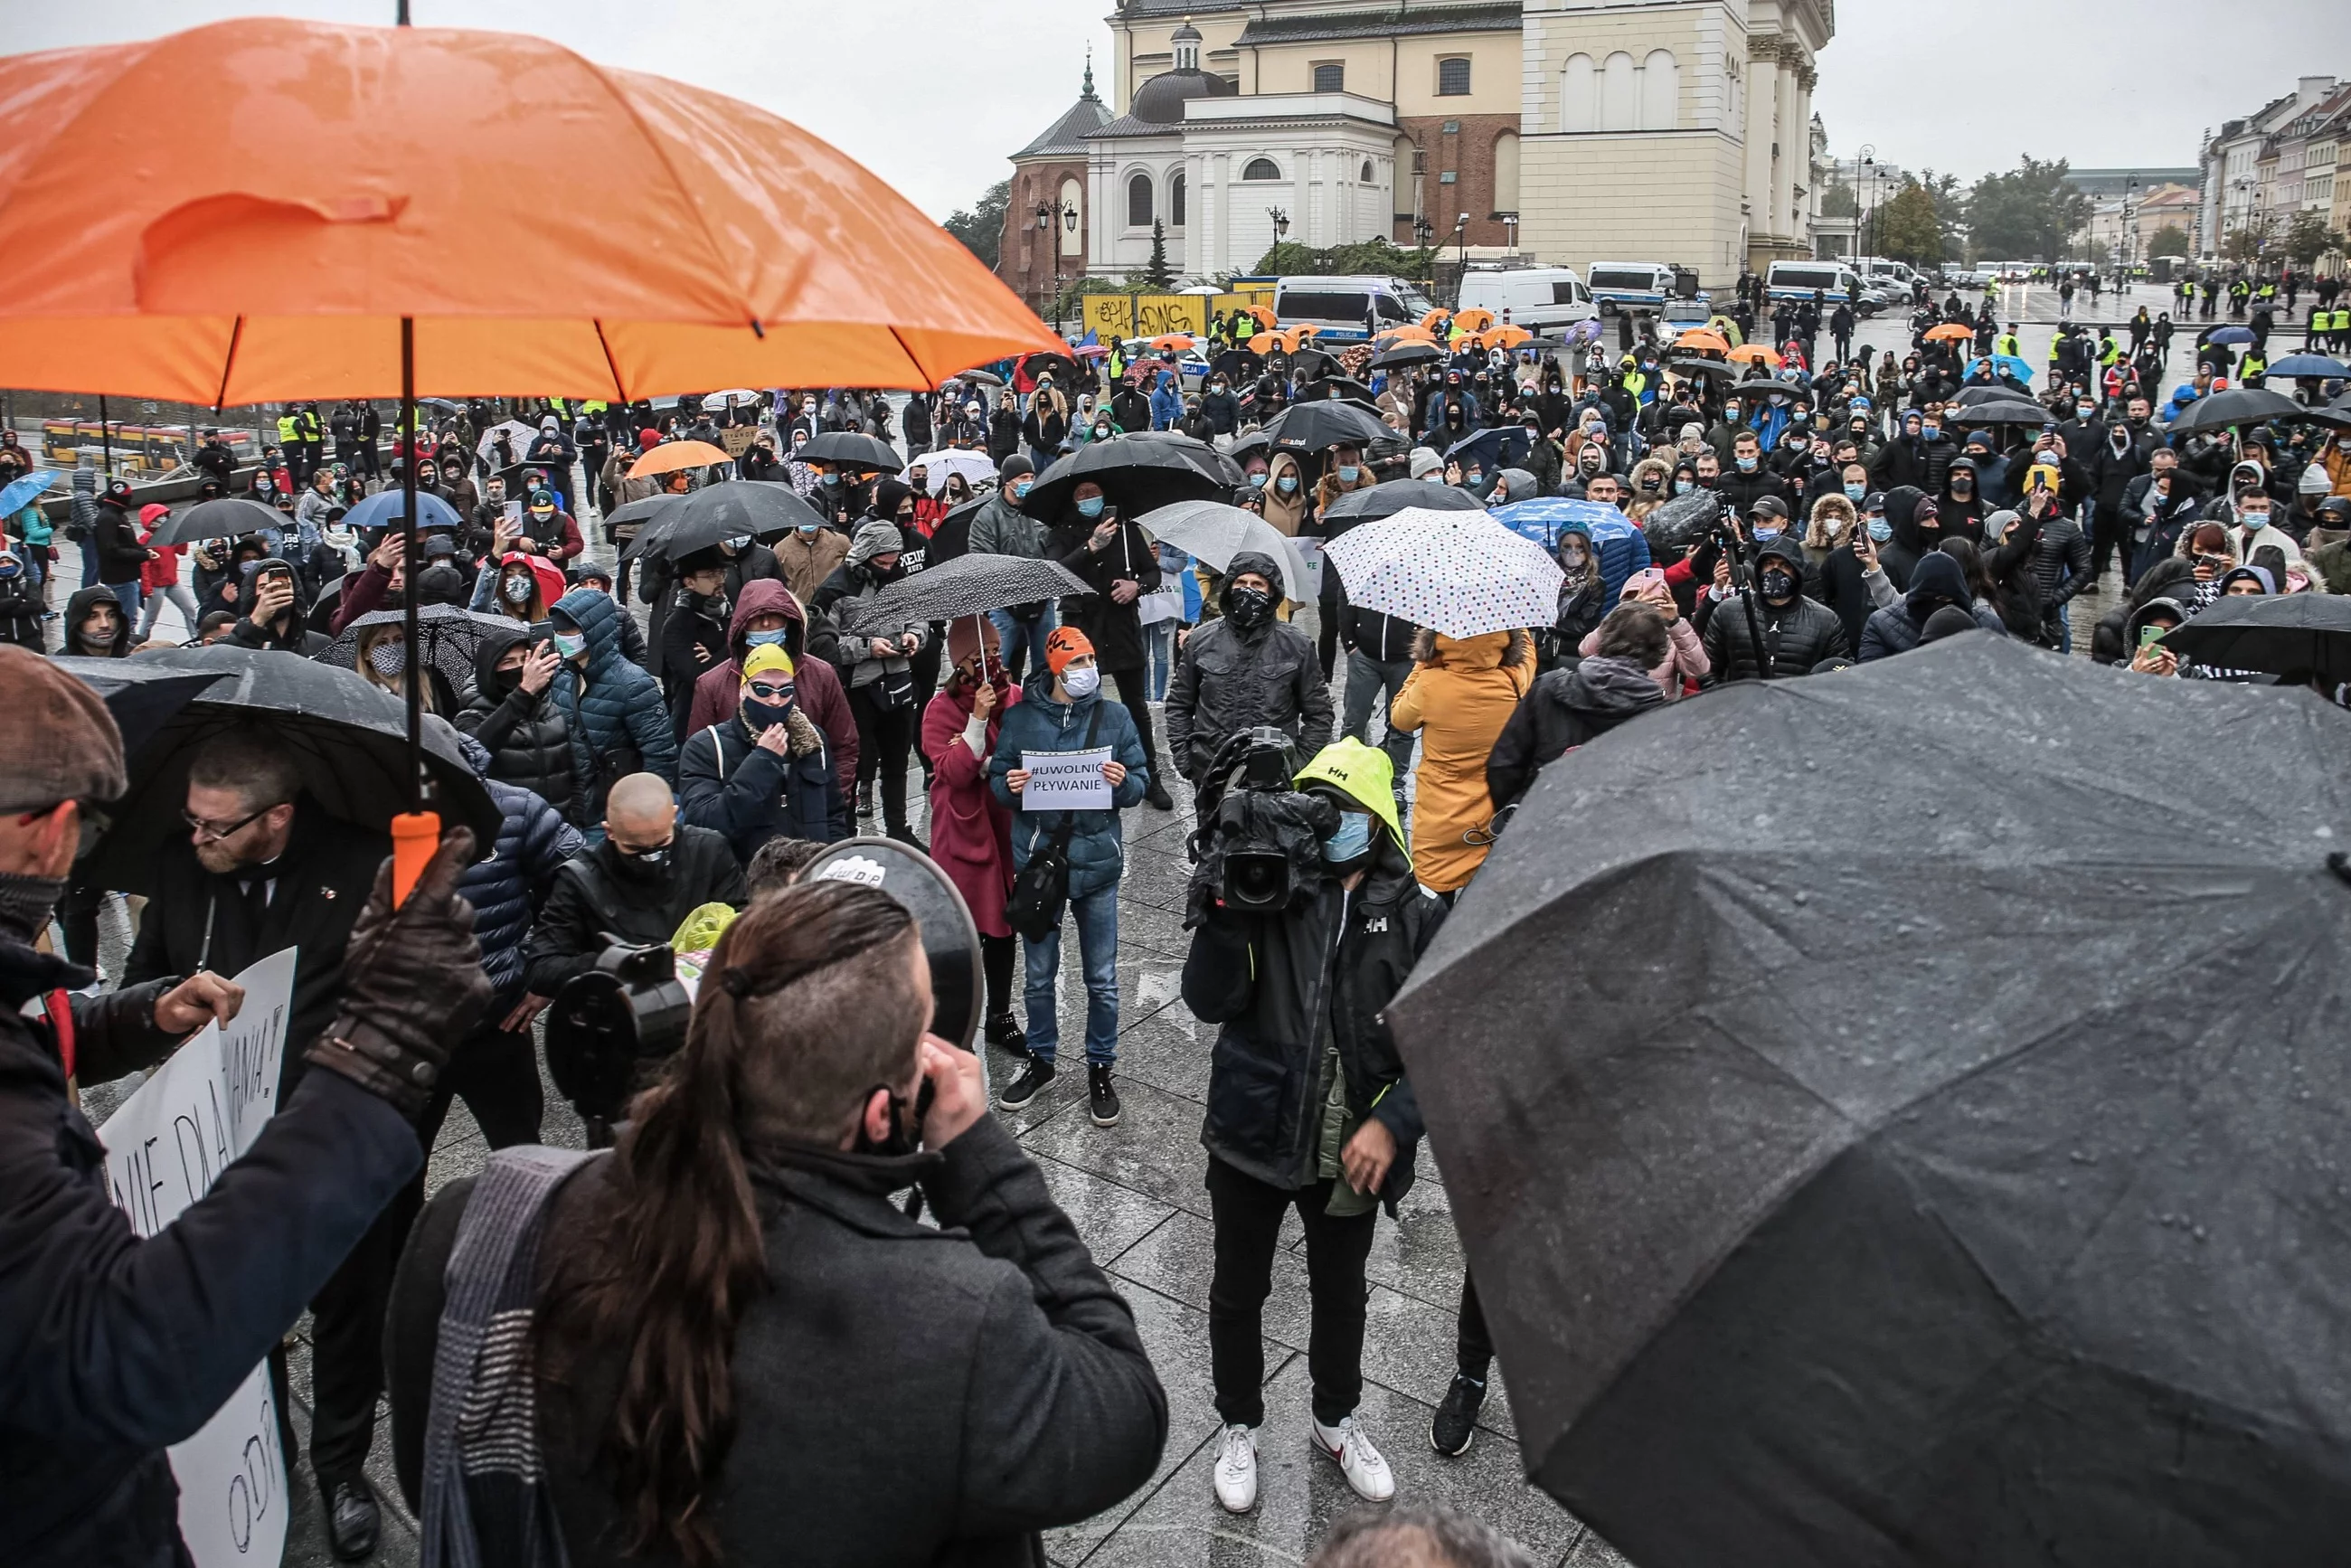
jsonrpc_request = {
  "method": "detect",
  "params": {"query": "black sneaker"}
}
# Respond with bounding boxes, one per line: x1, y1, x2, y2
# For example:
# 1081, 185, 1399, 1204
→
984, 1012, 1029, 1055
1429, 1372, 1486, 1457
1088, 1062, 1122, 1127
856, 783, 874, 818
1144, 777, 1175, 811
997, 1058, 1054, 1110
323, 1477, 381, 1562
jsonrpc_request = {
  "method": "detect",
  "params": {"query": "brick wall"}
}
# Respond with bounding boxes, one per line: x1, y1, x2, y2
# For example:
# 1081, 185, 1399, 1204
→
999, 159, 1091, 310
1393, 112, 1520, 249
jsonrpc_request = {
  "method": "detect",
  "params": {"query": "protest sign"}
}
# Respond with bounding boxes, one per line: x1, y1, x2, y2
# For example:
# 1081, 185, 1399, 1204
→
1021, 747, 1113, 811
99, 948, 297, 1568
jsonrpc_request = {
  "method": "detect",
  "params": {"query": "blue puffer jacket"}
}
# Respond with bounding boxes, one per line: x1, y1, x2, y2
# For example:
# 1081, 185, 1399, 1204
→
987, 685, 1147, 900
551, 587, 677, 813
454, 734, 583, 998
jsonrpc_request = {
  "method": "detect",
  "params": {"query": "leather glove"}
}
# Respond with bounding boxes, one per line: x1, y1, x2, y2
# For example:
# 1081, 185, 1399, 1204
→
305, 828, 493, 1119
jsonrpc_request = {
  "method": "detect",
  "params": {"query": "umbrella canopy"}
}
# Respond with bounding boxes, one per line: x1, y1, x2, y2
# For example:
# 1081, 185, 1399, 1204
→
1451, 308, 1497, 333
945, 367, 1006, 387
1922, 321, 1975, 343
1371, 340, 1443, 369
1664, 356, 1737, 383
1320, 478, 1485, 525
795, 430, 904, 474
1726, 344, 1780, 365
475, 420, 538, 471
835, 553, 1092, 634
2264, 353, 2348, 379
345, 486, 464, 534
1320, 508, 1562, 638
2158, 591, 2351, 684
628, 439, 732, 478
0, 468, 61, 515
144, 496, 284, 546
2206, 324, 2258, 346
52, 656, 229, 763
2166, 387, 2302, 435
80, 644, 499, 895
1386, 633, 2351, 1568
1951, 398, 2055, 427
1966, 354, 2035, 384
0, 18, 1054, 401
1020, 432, 1240, 522
1135, 501, 1314, 601
1641, 487, 1727, 555
909, 449, 998, 493
1261, 400, 1390, 452
1147, 334, 1195, 353
1671, 328, 1731, 355
1952, 383, 2035, 409
322, 603, 515, 691
603, 492, 685, 532
1444, 426, 1530, 472
620, 480, 825, 562
1301, 377, 1378, 405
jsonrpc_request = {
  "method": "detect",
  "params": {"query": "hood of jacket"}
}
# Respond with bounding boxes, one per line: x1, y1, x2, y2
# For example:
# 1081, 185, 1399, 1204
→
726, 576, 808, 663
2122, 596, 2190, 646
1903, 549, 1970, 619
61, 583, 133, 656
1555, 654, 1666, 723
552, 585, 628, 675
471, 620, 529, 702
1426, 629, 1515, 671
1226, 548, 1288, 602
1884, 484, 1933, 551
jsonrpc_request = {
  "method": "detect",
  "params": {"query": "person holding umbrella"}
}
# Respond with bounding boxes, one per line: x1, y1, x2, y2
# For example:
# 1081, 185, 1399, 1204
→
1049, 480, 1174, 812
921, 616, 1027, 1054
808, 522, 930, 843
660, 547, 739, 736
352, 620, 459, 715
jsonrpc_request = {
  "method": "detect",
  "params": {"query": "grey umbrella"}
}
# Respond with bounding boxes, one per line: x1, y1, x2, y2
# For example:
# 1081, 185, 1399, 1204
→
144, 496, 284, 546
1135, 500, 1314, 600
618, 480, 826, 562
834, 553, 1092, 635
1321, 477, 1485, 524
1952, 398, 2055, 426
1261, 399, 1391, 451
2158, 590, 2351, 684
321, 604, 516, 693
1387, 633, 2351, 1568
2165, 387, 2303, 435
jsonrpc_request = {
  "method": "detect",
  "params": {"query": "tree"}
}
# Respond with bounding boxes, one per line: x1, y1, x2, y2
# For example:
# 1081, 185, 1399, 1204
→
1251, 235, 1419, 276
1144, 219, 1174, 288
1916, 169, 1968, 261
1821, 181, 1859, 220
943, 178, 1010, 271
1876, 181, 1944, 266
2148, 225, 2191, 260
1965, 156, 2091, 262
2222, 221, 2271, 263
2283, 209, 2343, 268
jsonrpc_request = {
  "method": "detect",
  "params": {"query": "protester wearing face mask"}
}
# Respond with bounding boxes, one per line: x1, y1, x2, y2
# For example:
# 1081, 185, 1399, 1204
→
659, 548, 738, 737
1719, 430, 1790, 516
546, 587, 679, 832
678, 642, 845, 864
1045, 481, 1174, 811
1858, 546, 2003, 661
917, 615, 1027, 1053
2226, 485, 2302, 567
473, 538, 564, 626
1815, 493, 1903, 653
807, 522, 930, 843
1166, 553, 1334, 785
1261, 451, 1309, 537
681, 578, 859, 800
351, 621, 457, 713
1699, 532, 1849, 681
523, 771, 744, 999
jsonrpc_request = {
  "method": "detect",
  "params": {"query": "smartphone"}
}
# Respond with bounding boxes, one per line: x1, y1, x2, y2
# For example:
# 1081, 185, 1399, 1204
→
2139, 624, 2167, 649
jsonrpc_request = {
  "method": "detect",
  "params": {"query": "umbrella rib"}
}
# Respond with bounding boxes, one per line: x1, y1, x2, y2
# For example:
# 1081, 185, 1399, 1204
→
592, 319, 628, 403
212, 316, 245, 411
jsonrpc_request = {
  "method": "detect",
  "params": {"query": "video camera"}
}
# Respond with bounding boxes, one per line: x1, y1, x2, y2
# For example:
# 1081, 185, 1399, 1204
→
1184, 727, 1339, 923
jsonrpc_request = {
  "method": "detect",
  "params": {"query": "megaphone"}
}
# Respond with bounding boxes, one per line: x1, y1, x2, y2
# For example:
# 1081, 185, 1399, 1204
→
800, 836, 982, 1051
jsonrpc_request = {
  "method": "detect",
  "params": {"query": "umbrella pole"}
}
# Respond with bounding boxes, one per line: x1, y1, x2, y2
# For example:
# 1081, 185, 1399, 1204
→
392, 316, 438, 902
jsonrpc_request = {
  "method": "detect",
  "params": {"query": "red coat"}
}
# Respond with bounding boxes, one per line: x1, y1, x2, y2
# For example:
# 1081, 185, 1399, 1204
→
920, 681, 1018, 940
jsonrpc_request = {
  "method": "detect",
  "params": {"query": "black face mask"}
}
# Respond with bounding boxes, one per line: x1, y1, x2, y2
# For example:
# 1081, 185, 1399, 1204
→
608, 842, 675, 882
1759, 568, 1797, 601
1226, 584, 1275, 629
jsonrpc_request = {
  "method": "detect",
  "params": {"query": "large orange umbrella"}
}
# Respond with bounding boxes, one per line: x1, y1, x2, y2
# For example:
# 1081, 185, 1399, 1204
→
1244, 303, 1278, 328
1379, 326, 1440, 345
627, 440, 732, 478
1675, 329, 1733, 355
1726, 344, 1782, 366
1419, 309, 1451, 330
1451, 308, 1497, 333
1149, 334, 1196, 353
1923, 322, 1977, 344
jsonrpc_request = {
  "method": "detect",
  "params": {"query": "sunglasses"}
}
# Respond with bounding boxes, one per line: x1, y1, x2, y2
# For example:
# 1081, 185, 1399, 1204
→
747, 680, 796, 703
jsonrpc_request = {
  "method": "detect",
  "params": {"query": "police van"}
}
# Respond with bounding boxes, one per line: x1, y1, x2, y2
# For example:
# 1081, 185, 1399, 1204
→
1585, 261, 1678, 315
1763, 260, 1864, 304
1271, 275, 1441, 341
1452, 266, 1598, 333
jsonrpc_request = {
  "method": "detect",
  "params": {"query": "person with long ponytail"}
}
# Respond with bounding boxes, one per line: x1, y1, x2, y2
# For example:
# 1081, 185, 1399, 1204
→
386, 881, 1167, 1567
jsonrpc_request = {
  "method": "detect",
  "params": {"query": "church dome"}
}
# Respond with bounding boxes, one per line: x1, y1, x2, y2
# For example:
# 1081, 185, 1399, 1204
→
1131, 65, 1235, 125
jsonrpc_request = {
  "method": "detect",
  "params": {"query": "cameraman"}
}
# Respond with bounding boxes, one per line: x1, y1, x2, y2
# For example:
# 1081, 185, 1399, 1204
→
388, 881, 1167, 1564
1181, 738, 1444, 1516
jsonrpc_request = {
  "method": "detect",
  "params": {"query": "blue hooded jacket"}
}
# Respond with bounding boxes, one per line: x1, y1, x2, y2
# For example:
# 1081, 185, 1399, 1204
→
987, 683, 1148, 900
1149, 370, 1184, 431
551, 586, 677, 808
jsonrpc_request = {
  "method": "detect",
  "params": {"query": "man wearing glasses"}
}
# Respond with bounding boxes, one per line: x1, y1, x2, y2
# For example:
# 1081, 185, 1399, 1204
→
122, 723, 397, 1558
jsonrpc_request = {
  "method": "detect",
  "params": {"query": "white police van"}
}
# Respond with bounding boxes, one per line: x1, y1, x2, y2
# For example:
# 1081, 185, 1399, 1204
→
1764, 260, 1864, 304
1271, 275, 1441, 342
1452, 266, 1598, 333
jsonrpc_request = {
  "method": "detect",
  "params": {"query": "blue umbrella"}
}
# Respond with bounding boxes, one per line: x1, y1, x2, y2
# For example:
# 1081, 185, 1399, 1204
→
2206, 325, 2256, 347
342, 486, 462, 534
0, 468, 60, 515
1966, 354, 2034, 384
1443, 426, 1530, 473
1487, 497, 1653, 600
2265, 353, 2348, 379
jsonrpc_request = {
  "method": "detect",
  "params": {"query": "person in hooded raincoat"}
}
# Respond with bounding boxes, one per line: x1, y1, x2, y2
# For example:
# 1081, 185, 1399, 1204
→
1385, 628, 1534, 896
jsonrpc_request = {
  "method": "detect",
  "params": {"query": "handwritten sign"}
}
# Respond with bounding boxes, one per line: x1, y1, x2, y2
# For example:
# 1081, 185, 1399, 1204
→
1021, 747, 1114, 812
99, 949, 297, 1568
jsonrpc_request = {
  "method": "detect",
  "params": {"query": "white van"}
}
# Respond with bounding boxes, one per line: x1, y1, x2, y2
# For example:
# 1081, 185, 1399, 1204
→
1853, 256, 1920, 293
1453, 266, 1598, 333
1585, 261, 1677, 314
1272, 275, 1440, 342
1764, 260, 1862, 303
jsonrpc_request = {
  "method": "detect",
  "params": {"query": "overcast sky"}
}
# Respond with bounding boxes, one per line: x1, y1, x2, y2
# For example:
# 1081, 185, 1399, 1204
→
17, 1, 2351, 216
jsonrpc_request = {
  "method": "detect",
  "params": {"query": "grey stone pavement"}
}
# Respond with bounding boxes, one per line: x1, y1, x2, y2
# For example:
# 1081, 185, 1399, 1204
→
64, 296, 2200, 1564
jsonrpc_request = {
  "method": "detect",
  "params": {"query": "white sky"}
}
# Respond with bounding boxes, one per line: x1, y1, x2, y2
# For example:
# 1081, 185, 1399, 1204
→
17, 2, 2351, 215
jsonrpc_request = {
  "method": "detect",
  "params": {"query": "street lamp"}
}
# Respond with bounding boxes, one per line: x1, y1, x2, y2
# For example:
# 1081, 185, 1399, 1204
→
1062, 200, 1079, 234
1502, 213, 1518, 253
1857, 145, 1875, 260
1268, 206, 1289, 241
1453, 213, 1469, 305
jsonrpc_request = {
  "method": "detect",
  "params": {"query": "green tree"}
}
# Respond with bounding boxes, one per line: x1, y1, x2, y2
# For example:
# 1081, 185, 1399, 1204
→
2283, 209, 2343, 268
1251, 235, 1419, 276
1876, 181, 1944, 265
2147, 225, 2191, 260
1965, 156, 2091, 261
2222, 221, 2270, 263
1144, 219, 1174, 288
1821, 181, 1859, 220
943, 178, 1010, 271
1917, 169, 1968, 261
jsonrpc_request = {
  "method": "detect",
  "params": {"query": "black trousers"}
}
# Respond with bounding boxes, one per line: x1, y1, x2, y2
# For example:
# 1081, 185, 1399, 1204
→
1206, 1156, 1376, 1429
981, 931, 1016, 1020
849, 685, 919, 833
1103, 663, 1160, 779
1456, 1270, 1495, 1382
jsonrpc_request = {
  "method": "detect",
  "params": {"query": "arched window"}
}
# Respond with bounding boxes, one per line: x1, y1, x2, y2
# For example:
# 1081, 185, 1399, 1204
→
1492, 130, 1519, 213
1561, 53, 1596, 133
1600, 52, 1637, 132
1638, 49, 1680, 130
1242, 156, 1281, 182
1360, 159, 1374, 184
1170, 170, 1186, 228
1127, 173, 1154, 227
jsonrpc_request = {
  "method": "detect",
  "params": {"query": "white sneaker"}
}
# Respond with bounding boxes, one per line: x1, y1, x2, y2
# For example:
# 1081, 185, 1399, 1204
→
1311, 1412, 1396, 1502
1213, 1423, 1259, 1513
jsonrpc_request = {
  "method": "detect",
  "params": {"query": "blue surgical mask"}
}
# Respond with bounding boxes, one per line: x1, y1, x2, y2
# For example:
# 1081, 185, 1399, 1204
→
797, 520, 821, 534
1012, 479, 1034, 499
1921, 424, 1940, 439
822, 471, 843, 486
552, 631, 587, 659
1866, 519, 1893, 543
1752, 523, 1782, 542
745, 628, 790, 647
1248, 471, 1269, 488
1061, 664, 1101, 699
1845, 483, 1867, 502
1076, 496, 1106, 519
1736, 456, 1757, 472
1277, 475, 1298, 494
1337, 466, 1360, 484
1674, 478, 1694, 495
1320, 810, 1374, 864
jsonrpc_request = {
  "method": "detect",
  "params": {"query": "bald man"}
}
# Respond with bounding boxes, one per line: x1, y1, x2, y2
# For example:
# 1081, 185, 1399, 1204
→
523, 771, 747, 996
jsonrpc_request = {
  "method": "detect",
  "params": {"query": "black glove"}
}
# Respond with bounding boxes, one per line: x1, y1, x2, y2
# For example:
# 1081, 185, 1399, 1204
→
305, 828, 493, 1118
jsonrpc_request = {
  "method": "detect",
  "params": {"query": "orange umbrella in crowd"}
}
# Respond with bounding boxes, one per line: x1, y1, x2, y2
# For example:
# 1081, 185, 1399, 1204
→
1379, 326, 1440, 345
1149, 333, 1196, 353
1244, 303, 1279, 328
1727, 344, 1782, 366
1451, 307, 1497, 333
1675, 328, 1733, 356
1923, 322, 1977, 344
1418, 308, 1451, 330
626, 439, 732, 478
0, 17, 1058, 889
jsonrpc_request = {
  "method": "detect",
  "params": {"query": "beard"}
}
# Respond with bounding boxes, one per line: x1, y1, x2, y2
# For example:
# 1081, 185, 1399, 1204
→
195, 840, 251, 875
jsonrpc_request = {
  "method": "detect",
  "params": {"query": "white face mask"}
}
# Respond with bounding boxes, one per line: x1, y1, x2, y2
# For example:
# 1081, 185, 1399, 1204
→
1061, 664, 1100, 699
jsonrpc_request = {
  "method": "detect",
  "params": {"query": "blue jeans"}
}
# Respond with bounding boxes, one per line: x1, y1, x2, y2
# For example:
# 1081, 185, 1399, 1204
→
1023, 884, 1119, 1068
106, 581, 143, 620
1145, 619, 1176, 700
991, 601, 1058, 685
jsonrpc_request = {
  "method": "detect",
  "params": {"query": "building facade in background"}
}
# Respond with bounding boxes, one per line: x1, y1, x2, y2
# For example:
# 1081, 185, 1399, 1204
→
2197, 76, 2341, 263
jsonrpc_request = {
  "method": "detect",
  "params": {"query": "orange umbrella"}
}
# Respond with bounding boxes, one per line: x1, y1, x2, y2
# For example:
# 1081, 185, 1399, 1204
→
1452, 308, 1497, 333
627, 440, 733, 478
1726, 344, 1782, 366
1484, 326, 1534, 349
1379, 326, 1440, 345
1244, 303, 1278, 328
1675, 329, 1733, 355
1923, 322, 1976, 344
1249, 328, 1308, 354
0, 17, 1059, 401
1418, 309, 1451, 330
1149, 333, 1196, 353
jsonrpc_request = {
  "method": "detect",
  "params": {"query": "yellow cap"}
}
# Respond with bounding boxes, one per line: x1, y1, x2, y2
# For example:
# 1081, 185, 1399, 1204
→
741, 643, 796, 685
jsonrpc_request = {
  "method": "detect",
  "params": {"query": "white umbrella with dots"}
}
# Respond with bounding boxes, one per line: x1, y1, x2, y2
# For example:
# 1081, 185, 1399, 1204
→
1319, 507, 1563, 639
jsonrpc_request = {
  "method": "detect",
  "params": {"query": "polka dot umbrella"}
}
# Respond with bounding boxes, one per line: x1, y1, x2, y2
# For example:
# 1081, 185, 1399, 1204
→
1320, 508, 1563, 640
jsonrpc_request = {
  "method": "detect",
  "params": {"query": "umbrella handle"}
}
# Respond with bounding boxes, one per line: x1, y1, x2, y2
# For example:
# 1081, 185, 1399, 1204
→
391, 810, 440, 906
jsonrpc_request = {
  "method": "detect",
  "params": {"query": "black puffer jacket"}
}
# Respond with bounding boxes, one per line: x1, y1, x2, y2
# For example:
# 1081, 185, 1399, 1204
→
1485, 654, 1665, 809
456, 624, 579, 823
1163, 551, 1334, 781
451, 732, 582, 999
1699, 547, 1852, 681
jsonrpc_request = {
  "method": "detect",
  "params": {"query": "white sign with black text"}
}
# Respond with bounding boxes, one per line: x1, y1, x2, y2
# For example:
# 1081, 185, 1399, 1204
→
1020, 747, 1115, 812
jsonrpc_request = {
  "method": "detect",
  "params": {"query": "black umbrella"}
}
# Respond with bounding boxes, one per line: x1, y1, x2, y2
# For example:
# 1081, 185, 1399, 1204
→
145, 496, 283, 546
1664, 356, 1737, 382
2166, 386, 2302, 435
1642, 487, 1728, 556
52, 657, 227, 762
603, 492, 683, 532
1302, 376, 1377, 403
1262, 399, 1390, 452
1953, 382, 2041, 409
1020, 432, 1242, 521
1320, 477, 1485, 524
321, 604, 517, 693
796, 430, 903, 473
1372, 341, 1442, 368
80, 645, 499, 895
620, 481, 826, 562
836, 553, 1092, 635
2158, 591, 2351, 683
1387, 633, 2351, 1568
1951, 398, 2054, 427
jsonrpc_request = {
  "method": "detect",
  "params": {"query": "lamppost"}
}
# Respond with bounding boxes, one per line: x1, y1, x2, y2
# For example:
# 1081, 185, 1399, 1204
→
1268, 205, 1290, 246
1454, 213, 1469, 305
2120, 175, 2138, 288
1034, 202, 1053, 318
1857, 145, 1876, 260
1502, 213, 1518, 254
1412, 213, 1434, 284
